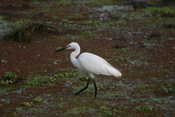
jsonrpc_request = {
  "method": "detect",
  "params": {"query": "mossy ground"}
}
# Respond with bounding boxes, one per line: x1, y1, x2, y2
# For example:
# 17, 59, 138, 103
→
0, 0, 175, 117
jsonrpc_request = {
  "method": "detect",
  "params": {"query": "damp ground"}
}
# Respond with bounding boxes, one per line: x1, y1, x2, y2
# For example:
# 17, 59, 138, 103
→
0, 0, 175, 117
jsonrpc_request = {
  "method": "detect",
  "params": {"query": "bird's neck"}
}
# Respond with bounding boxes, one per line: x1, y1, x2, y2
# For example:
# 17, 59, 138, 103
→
70, 46, 80, 61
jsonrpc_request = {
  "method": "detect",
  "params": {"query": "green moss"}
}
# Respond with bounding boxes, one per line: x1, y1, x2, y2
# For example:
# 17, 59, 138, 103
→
99, 105, 113, 116
65, 106, 90, 115
90, 0, 118, 5
1, 72, 18, 85
84, 20, 101, 25
54, 70, 79, 78
117, 48, 130, 54
25, 75, 54, 88
159, 81, 175, 94
14, 19, 25, 25
2, 72, 17, 80
65, 13, 84, 20
16, 107, 24, 113
23, 70, 79, 88
134, 84, 150, 90
144, 7, 175, 17
135, 105, 154, 112
150, 98, 164, 104
56, 0, 73, 5
161, 87, 175, 94
33, 96, 44, 103
0, 16, 4, 20
79, 31, 97, 39
21, 102, 33, 107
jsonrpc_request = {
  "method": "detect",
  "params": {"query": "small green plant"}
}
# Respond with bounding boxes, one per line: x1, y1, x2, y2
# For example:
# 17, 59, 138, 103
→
2, 72, 17, 80
134, 84, 150, 92
135, 105, 153, 112
33, 96, 44, 103
1, 72, 18, 85
25, 75, 54, 88
160, 82, 175, 94
66, 107, 89, 115
22, 102, 33, 107
113, 56, 129, 62
56, 0, 73, 5
90, 0, 117, 5
85, 20, 101, 25
99, 105, 113, 116
150, 98, 163, 104
79, 31, 97, 39
0, 16, 4, 20
14, 19, 25, 25
16, 107, 24, 112
117, 48, 129, 53
144, 7, 175, 17
54, 70, 79, 78
162, 87, 175, 94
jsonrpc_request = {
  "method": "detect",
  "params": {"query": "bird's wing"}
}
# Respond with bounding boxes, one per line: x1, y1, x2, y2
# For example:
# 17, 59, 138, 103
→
78, 52, 121, 77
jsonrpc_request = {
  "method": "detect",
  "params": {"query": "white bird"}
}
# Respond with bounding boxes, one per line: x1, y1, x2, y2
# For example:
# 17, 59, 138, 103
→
56, 42, 122, 97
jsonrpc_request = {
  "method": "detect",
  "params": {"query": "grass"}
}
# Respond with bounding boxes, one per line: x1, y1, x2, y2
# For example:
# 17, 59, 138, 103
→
134, 84, 150, 92
65, 106, 90, 115
16, 107, 24, 113
2, 72, 17, 79
160, 81, 175, 94
0, 72, 18, 85
0, 16, 4, 20
89, 0, 118, 5
25, 75, 54, 88
55, 0, 118, 5
117, 48, 130, 54
65, 105, 113, 116
112, 56, 129, 62
144, 7, 175, 17
79, 31, 97, 39
1, 0, 175, 116
24, 70, 79, 88
0, 70, 80, 94
113, 48, 148, 64
14, 19, 25, 25
54, 70, 79, 78
135, 105, 154, 112
99, 105, 113, 116
22, 102, 33, 107
33, 96, 44, 103
56, 0, 73, 5
161, 87, 175, 94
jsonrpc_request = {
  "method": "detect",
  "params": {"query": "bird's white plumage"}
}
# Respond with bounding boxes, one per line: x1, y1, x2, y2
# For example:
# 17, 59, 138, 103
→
78, 52, 121, 77
67, 42, 122, 79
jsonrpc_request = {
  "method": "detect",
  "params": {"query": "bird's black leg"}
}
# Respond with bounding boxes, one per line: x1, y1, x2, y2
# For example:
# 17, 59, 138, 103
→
92, 79, 97, 98
75, 79, 90, 96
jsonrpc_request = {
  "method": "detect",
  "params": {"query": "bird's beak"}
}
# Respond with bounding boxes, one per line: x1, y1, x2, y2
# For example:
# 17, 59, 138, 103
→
55, 47, 66, 52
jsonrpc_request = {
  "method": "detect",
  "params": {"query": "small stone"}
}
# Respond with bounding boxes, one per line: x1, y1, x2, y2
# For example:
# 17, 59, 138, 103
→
22, 102, 33, 107
64, 81, 72, 86
1, 59, 8, 64
53, 60, 62, 64
33, 96, 44, 103
104, 37, 113, 40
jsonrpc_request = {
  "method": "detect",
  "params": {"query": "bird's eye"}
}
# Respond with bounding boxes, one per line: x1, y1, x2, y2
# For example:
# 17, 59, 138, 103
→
66, 45, 71, 48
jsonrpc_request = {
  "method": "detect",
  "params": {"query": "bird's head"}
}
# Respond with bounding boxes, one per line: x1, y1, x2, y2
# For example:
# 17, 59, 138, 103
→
55, 42, 79, 52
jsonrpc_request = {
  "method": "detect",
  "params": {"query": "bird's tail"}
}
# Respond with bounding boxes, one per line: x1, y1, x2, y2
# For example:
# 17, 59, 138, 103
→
107, 66, 122, 78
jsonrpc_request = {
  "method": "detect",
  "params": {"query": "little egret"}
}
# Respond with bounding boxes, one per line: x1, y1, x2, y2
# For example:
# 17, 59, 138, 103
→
56, 42, 122, 97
